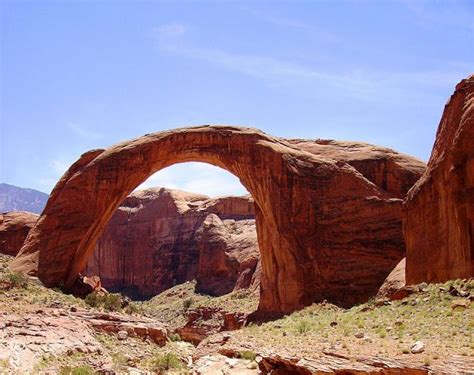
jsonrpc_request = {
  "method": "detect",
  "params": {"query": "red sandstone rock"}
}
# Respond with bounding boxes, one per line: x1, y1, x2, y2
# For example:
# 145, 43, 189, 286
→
85, 188, 258, 298
11, 126, 425, 314
177, 307, 247, 345
195, 213, 259, 296
286, 139, 425, 199
0, 307, 168, 373
377, 258, 406, 300
404, 75, 474, 285
0, 211, 38, 256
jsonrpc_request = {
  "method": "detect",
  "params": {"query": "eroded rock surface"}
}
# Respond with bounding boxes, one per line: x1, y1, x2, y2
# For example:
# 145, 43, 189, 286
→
0, 211, 38, 256
377, 258, 406, 300
11, 126, 425, 314
0, 307, 168, 373
404, 75, 474, 284
85, 188, 259, 298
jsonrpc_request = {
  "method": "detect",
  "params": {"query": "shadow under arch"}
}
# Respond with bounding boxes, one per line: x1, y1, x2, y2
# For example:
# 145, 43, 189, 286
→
11, 125, 412, 315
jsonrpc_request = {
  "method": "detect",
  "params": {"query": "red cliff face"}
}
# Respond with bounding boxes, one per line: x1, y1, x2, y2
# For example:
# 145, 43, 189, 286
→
0, 212, 38, 256
404, 75, 474, 284
85, 188, 259, 299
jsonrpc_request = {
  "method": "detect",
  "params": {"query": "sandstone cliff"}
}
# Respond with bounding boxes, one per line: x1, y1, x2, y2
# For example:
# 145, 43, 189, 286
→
0, 211, 38, 256
85, 188, 259, 299
404, 75, 474, 284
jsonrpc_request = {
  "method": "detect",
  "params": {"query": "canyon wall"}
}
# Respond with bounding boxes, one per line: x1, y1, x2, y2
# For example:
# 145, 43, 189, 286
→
85, 188, 259, 299
404, 75, 474, 284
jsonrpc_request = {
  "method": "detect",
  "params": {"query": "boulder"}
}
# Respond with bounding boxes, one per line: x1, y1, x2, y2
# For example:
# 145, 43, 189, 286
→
404, 75, 474, 284
377, 258, 406, 300
0, 211, 38, 256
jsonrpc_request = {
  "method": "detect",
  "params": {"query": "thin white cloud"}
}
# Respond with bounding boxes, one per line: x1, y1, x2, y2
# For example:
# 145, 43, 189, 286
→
136, 162, 249, 197
38, 157, 76, 193
151, 25, 469, 103
68, 123, 102, 140
150, 23, 187, 41
238, 5, 341, 43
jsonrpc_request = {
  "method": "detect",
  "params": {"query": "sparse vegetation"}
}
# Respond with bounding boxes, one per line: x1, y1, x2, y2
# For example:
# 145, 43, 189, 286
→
295, 319, 311, 334
85, 292, 123, 311
150, 352, 183, 373
230, 278, 473, 364
7, 271, 29, 289
183, 297, 194, 311
59, 365, 97, 375
169, 333, 182, 342
239, 350, 257, 361
0, 254, 472, 373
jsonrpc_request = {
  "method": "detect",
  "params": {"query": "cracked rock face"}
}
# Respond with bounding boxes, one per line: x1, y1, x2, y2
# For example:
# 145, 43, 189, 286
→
11, 126, 425, 314
85, 188, 259, 299
404, 75, 474, 285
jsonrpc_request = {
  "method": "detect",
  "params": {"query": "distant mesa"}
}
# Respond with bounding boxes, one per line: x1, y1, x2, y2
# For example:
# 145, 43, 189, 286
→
0, 183, 48, 215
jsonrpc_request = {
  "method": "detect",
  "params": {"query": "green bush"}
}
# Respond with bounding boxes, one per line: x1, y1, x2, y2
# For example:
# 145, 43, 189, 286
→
84, 292, 104, 308
111, 352, 127, 371
84, 292, 122, 311
183, 298, 193, 311
150, 352, 183, 373
8, 272, 29, 289
169, 333, 182, 342
296, 320, 311, 334
104, 294, 122, 312
239, 350, 257, 361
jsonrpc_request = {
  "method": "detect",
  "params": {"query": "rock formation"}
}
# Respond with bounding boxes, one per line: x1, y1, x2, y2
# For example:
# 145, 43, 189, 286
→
376, 258, 405, 300
0, 211, 38, 256
404, 75, 474, 285
286, 139, 424, 198
11, 126, 425, 314
85, 188, 259, 298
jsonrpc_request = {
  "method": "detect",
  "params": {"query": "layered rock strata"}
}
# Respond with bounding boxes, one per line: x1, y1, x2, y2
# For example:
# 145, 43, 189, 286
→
85, 188, 259, 298
404, 75, 474, 284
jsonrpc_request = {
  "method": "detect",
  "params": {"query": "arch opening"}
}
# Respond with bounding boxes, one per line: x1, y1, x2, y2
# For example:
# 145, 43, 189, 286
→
84, 162, 261, 303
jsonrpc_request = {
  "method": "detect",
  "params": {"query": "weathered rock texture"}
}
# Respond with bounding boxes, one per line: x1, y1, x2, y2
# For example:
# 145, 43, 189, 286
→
0, 211, 38, 256
377, 258, 406, 300
404, 75, 474, 285
0, 307, 168, 373
11, 126, 425, 314
85, 188, 259, 298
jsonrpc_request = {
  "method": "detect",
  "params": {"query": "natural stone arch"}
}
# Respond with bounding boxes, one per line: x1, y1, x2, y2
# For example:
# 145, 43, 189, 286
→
11, 126, 423, 315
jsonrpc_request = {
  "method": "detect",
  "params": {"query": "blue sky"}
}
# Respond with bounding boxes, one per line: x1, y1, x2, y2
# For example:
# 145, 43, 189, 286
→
1, 0, 473, 196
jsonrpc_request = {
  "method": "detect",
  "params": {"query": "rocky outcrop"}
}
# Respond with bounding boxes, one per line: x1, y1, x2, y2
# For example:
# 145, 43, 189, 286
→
377, 258, 406, 300
0, 307, 168, 373
177, 307, 247, 345
195, 214, 259, 296
286, 139, 425, 198
85, 188, 258, 298
0, 211, 38, 256
404, 75, 474, 285
11, 126, 425, 314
